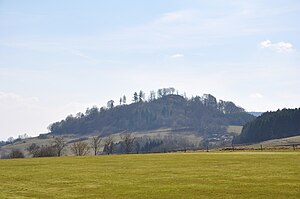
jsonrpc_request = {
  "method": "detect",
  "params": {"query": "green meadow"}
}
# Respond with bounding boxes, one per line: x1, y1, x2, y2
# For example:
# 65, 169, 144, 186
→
0, 152, 299, 199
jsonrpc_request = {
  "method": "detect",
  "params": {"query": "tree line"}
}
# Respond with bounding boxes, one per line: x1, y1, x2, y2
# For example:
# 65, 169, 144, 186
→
234, 108, 300, 144
1, 132, 201, 159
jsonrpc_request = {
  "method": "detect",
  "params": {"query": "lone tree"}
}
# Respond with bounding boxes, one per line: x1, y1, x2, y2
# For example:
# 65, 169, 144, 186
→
133, 92, 138, 103
103, 136, 114, 155
149, 90, 156, 101
70, 141, 90, 156
90, 136, 102, 156
122, 95, 126, 104
135, 140, 141, 154
139, 90, 145, 102
107, 100, 114, 109
27, 143, 40, 157
120, 132, 135, 154
53, 137, 66, 157
7, 137, 14, 144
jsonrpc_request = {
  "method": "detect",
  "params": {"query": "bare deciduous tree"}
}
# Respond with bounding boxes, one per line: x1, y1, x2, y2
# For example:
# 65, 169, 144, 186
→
135, 140, 140, 154
27, 143, 40, 156
103, 136, 114, 155
90, 136, 102, 156
120, 133, 135, 154
7, 137, 14, 144
70, 141, 90, 156
53, 137, 66, 157
27, 143, 57, 157
9, 149, 25, 158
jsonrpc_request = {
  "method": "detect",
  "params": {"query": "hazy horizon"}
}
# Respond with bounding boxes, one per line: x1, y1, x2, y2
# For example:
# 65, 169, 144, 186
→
1, 0, 299, 141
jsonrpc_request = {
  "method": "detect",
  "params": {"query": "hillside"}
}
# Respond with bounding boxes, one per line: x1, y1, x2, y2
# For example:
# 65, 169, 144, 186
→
0, 128, 204, 157
48, 92, 254, 139
257, 135, 300, 147
1, 91, 256, 156
235, 108, 300, 144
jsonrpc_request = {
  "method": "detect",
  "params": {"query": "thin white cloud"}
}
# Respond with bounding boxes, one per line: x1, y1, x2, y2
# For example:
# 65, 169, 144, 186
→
157, 10, 195, 24
250, 93, 264, 99
1, 40, 98, 64
170, 53, 184, 59
0, 91, 39, 105
1, 41, 60, 50
260, 40, 272, 48
260, 40, 295, 53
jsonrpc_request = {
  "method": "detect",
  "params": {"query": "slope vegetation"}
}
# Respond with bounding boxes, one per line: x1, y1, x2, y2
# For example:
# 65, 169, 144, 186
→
49, 94, 254, 137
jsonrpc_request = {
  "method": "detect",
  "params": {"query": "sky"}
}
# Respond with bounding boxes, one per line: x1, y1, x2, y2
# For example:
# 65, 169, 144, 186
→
0, 0, 299, 141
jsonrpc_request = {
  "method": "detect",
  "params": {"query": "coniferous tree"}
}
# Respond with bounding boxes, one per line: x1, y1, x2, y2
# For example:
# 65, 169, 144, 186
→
236, 108, 300, 144
139, 90, 145, 102
133, 92, 138, 103
122, 95, 126, 104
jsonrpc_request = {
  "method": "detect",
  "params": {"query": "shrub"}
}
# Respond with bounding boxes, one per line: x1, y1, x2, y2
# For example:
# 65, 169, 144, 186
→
9, 149, 25, 159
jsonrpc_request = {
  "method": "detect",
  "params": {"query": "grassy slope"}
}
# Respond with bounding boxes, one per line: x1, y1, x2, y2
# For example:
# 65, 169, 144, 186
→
0, 129, 202, 156
0, 125, 240, 156
227, 125, 243, 134
0, 152, 299, 199
258, 135, 300, 146
241, 135, 300, 149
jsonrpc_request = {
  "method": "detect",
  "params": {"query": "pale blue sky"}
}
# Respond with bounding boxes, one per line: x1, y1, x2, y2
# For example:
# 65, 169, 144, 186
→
0, 0, 299, 140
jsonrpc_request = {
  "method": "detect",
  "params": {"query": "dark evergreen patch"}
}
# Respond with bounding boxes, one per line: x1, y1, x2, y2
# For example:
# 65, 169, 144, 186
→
235, 108, 300, 144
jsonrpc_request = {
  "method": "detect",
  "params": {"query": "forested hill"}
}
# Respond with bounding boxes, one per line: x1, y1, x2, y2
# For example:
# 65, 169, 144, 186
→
235, 108, 300, 144
48, 89, 255, 136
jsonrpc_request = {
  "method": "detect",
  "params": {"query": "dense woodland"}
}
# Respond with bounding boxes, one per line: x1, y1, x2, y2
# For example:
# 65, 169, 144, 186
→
235, 108, 300, 144
48, 88, 255, 137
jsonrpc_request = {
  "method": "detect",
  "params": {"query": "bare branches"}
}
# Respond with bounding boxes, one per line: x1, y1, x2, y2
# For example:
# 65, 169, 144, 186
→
70, 141, 90, 156
90, 136, 102, 156
9, 149, 25, 158
120, 133, 135, 154
53, 137, 66, 157
103, 136, 114, 155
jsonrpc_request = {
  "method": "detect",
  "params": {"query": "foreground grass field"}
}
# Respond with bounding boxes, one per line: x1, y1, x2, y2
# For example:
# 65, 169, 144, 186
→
0, 152, 299, 199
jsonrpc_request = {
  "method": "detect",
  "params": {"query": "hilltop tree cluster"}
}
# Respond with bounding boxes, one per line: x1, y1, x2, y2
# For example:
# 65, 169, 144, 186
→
48, 88, 254, 137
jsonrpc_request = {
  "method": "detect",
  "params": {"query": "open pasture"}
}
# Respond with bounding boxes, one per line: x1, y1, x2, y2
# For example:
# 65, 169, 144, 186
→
0, 152, 299, 199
